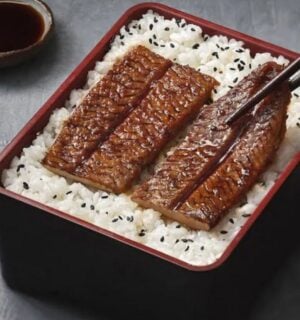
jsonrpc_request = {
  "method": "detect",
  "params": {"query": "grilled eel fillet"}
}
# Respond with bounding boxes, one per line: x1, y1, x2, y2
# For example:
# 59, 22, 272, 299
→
178, 84, 290, 229
76, 64, 218, 193
132, 62, 290, 230
42, 46, 172, 174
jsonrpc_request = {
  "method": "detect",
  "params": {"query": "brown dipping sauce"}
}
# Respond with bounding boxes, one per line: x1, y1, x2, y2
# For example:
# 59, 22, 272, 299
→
0, 2, 45, 52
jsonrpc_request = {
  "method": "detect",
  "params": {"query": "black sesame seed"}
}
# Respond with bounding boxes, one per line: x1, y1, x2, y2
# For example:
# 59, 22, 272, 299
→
153, 34, 157, 39
112, 218, 118, 223
242, 213, 251, 218
138, 231, 146, 237
201, 246, 205, 251
119, 216, 123, 220
160, 236, 165, 242
175, 239, 179, 244
154, 17, 158, 23
249, 63, 252, 69
126, 216, 134, 222
228, 85, 234, 89
220, 230, 228, 234
224, 46, 230, 50
219, 70, 223, 74
240, 60, 245, 66
120, 35, 124, 39
121, 41, 124, 46
138, 24, 141, 30
229, 218, 234, 224
229, 67, 236, 71
132, 25, 137, 29
220, 47, 225, 51
296, 122, 300, 128
66, 191, 72, 195
238, 64, 244, 71
176, 224, 181, 228
170, 43, 175, 48
192, 43, 200, 49
128, 32, 133, 36
16, 164, 25, 172
153, 41, 159, 46
164, 27, 170, 31
181, 23, 186, 28
81, 203, 86, 208
233, 77, 238, 83
125, 26, 129, 32
52, 194, 57, 199
160, 44, 166, 47
149, 23, 153, 30
185, 246, 190, 252
105, 211, 109, 215
23, 182, 29, 190
149, 38, 152, 44
212, 52, 219, 59
176, 18, 181, 26
204, 35, 209, 41
294, 93, 299, 98
235, 48, 244, 53
191, 28, 196, 32
101, 195, 108, 199
181, 239, 193, 243
90, 205, 95, 210
234, 58, 240, 63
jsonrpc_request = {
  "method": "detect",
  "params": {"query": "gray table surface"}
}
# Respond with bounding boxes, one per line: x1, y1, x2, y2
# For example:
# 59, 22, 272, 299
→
0, 0, 299, 319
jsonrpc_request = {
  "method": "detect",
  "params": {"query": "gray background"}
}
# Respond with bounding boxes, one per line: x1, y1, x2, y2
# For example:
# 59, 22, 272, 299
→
0, 0, 299, 319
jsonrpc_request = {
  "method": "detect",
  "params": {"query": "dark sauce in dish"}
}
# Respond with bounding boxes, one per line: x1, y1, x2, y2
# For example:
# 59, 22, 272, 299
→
0, 2, 45, 52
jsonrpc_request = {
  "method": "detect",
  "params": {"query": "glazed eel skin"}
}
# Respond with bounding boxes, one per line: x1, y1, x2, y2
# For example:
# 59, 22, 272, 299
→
42, 46, 172, 174
132, 62, 290, 230
76, 64, 218, 193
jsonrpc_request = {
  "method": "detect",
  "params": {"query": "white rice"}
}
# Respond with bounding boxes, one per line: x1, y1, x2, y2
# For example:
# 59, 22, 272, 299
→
2, 11, 300, 266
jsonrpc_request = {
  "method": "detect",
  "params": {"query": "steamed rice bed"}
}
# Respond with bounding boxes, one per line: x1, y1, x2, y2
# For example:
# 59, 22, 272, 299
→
2, 11, 300, 266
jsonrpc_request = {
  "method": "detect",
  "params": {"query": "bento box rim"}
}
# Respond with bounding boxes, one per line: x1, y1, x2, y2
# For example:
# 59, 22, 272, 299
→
0, 2, 299, 272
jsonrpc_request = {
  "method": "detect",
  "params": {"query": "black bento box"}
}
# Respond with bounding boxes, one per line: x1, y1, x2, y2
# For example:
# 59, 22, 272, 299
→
0, 3, 299, 319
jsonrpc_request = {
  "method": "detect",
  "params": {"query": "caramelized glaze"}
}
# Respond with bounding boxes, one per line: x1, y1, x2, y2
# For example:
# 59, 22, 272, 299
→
43, 46, 172, 173
76, 64, 218, 193
132, 62, 289, 230
179, 84, 290, 229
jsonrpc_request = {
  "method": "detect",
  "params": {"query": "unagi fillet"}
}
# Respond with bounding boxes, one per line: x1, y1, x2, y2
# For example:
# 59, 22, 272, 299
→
75, 64, 218, 193
177, 84, 290, 230
42, 46, 171, 174
132, 62, 284, 216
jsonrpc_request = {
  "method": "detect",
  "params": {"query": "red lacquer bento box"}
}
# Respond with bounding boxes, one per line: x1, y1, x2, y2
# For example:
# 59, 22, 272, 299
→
0, 2, 299, 316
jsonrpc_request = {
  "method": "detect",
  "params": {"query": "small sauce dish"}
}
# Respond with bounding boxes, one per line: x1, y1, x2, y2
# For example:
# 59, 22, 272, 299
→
0, 0, 54, 68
